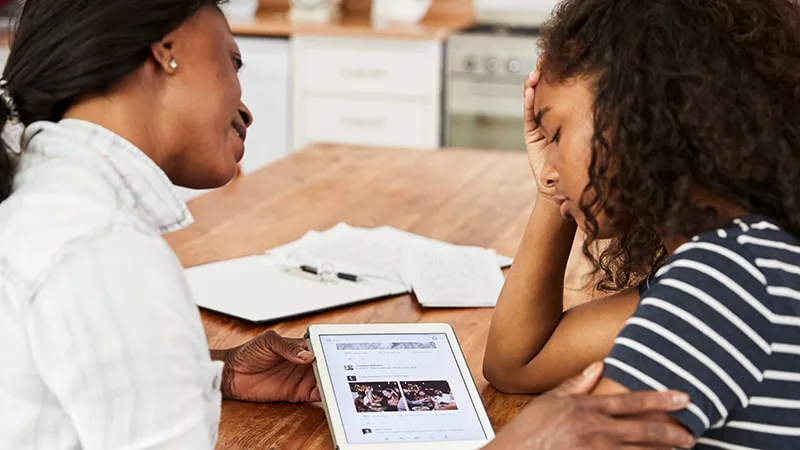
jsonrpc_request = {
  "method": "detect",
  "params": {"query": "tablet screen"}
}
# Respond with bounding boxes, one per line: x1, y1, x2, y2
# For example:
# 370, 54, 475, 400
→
318, 333, 489, 444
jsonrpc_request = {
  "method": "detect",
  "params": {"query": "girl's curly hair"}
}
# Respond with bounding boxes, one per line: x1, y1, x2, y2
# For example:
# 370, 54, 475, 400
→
539, 0, 800, 292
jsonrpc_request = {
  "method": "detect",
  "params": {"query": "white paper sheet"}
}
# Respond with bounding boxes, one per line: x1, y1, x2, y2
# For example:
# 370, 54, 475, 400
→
267, 223, 511, 290
267, 224, 408, 286
402, 245, 506, 308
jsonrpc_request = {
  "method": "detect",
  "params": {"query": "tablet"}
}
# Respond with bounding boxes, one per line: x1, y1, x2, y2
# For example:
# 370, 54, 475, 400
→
305, 323, 495, 450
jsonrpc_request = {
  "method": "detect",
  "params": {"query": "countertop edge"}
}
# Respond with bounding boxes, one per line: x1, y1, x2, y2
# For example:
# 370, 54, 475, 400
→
229, 13, 474, 41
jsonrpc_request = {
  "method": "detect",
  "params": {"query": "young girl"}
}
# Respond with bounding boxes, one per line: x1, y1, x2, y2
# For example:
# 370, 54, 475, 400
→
484, 0, 800, 448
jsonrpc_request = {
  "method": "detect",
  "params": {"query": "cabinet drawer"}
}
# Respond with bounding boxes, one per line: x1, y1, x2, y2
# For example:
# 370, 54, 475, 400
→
296, 96, 439, 150
293, 37, 441, 98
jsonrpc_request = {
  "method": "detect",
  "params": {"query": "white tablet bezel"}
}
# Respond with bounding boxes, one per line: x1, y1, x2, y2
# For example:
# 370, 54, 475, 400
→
305, 323, 495, 450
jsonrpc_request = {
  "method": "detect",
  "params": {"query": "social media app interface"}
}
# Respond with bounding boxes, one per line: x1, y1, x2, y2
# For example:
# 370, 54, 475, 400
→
319, 333, 488, 444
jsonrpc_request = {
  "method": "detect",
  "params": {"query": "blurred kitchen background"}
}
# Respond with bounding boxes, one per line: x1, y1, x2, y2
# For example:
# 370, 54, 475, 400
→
0, 0, 559, 199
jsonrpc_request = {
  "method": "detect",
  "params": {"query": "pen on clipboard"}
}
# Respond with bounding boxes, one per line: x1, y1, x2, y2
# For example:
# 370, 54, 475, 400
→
299, 265, 363, 282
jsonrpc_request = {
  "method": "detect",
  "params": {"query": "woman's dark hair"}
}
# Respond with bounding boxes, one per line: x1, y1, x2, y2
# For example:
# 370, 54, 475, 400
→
0, 0, 228, 202
539, 0, 800, 292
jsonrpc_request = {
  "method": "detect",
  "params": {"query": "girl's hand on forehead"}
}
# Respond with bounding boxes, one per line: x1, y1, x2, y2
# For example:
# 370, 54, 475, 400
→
523, 67, 556, 203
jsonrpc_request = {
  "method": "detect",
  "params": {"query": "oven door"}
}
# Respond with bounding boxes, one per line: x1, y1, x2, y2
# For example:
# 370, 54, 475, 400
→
447, 113, 526, 151
445, 78, 527, 151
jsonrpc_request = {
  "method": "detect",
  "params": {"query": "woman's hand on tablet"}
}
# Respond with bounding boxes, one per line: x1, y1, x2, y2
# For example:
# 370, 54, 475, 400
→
485, 362, 696, 450
216, 330, 322, 403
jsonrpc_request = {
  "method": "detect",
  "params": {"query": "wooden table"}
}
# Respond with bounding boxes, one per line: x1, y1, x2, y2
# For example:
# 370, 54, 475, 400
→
165, 144, 590, 449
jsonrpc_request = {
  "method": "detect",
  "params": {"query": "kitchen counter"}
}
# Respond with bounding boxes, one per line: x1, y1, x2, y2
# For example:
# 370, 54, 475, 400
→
229, 10, 474, 40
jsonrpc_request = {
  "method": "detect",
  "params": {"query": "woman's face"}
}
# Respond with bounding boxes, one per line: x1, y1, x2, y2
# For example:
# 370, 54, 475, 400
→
533, 75, 615, 238
159, 5, 252, 189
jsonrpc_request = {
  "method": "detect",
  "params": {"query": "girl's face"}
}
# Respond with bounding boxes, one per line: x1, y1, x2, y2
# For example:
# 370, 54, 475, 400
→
533, 75, 616, 238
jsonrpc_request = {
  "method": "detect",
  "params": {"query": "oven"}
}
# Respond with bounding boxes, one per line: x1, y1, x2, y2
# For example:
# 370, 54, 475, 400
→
444, 28, 541, 151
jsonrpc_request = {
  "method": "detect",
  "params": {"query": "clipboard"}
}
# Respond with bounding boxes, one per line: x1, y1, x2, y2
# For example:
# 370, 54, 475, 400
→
183, 254, 410, 323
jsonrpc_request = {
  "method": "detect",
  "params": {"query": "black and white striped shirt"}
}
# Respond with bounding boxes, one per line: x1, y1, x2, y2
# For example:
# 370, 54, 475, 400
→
604, 214, 800, 449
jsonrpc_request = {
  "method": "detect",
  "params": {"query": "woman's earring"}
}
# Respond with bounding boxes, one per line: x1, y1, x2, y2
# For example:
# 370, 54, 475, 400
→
168, 58, 178, 70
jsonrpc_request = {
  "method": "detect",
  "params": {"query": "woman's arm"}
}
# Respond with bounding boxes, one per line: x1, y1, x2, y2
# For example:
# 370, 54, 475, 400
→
28, 230, 219, 449
483, 199, 640, 393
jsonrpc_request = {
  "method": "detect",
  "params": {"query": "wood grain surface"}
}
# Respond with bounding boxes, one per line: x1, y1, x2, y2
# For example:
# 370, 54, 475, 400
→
165, 144, 593, 449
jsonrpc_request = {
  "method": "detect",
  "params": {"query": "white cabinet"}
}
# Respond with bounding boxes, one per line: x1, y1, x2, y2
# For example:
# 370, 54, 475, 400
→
177, 36, 291, 201
292, 36, 443, 151
235, 36, 291, 175
300, 96, 437, 149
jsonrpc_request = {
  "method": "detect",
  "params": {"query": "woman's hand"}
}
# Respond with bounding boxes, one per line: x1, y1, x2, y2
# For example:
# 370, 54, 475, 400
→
219, 330, 321, 403
523, 69, 557, 204
485, 362, 696, 450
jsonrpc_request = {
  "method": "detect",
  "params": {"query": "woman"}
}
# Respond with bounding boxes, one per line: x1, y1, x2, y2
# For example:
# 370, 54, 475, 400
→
0, 1, 321, 448
485, 0, 800, 448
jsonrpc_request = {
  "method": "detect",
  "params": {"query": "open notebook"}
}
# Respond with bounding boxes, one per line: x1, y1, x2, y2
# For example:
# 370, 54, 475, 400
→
184, 223, 512, 322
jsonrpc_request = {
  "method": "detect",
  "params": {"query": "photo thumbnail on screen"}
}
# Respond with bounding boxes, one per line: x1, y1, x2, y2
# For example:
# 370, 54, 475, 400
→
399, 381, 458, 411
350, 381, 405, 413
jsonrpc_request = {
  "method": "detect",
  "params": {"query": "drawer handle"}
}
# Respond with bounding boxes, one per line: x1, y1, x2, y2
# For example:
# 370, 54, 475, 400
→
340, 68, 388, 79
340, 117, 386, 128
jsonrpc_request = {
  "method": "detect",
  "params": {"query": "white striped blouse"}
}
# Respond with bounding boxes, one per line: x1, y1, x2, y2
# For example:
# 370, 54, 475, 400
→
0, 119, 223, 449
